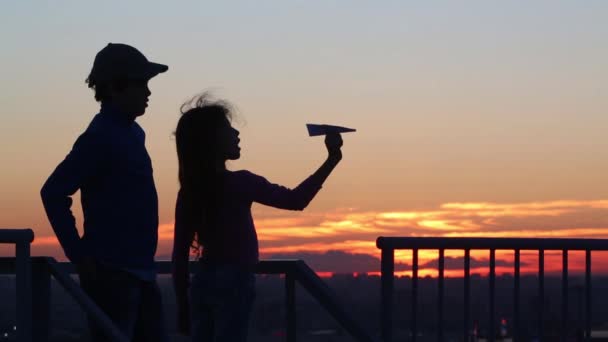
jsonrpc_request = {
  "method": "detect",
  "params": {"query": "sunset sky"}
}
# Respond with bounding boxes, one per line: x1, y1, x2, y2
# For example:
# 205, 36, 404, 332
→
1, 1, 608, 275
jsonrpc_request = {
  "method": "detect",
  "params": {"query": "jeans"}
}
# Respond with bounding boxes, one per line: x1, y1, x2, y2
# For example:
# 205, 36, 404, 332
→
78, 262, 168, 342
190, 261, 256, 342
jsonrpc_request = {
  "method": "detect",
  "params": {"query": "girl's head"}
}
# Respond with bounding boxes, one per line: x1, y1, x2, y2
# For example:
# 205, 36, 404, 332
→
175, 93, 240, 173
175, 93, 240, 248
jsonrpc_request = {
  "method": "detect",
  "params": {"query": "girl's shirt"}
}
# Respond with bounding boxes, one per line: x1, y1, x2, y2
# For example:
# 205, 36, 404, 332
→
175, 170, 323, 268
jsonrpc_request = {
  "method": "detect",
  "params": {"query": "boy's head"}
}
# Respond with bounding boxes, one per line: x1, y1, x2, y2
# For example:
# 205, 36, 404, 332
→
86, 43, 168, 118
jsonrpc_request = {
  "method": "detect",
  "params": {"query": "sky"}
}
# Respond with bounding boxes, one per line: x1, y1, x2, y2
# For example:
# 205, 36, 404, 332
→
1, 1, 608, 276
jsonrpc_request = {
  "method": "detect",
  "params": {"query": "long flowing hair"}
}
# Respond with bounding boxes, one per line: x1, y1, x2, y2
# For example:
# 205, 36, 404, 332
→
175, 93, 233, 252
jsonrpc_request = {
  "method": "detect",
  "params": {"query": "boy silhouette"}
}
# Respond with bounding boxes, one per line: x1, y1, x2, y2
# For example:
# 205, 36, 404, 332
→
41, 43, 169, 342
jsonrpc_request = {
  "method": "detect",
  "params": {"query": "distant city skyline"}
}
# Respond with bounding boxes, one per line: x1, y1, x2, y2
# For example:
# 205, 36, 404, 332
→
2, 274, 606, 340
1, 1, 607, 274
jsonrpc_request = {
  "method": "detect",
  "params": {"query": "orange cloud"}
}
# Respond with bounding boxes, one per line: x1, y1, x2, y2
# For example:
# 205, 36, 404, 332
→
32, 235, 59, 245
13, 199, 608, 275
251, 199, 608, 274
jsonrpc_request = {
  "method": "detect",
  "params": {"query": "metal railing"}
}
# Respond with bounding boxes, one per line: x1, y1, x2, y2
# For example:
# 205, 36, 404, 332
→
0, 229, 34, 342
57, 259, 375, 342
1, 251, 374, 341
0, 257, 130, 342
377, 236, 608, 342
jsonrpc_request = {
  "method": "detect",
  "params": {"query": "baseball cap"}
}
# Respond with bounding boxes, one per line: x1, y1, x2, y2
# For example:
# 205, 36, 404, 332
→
88, 43, 168, 83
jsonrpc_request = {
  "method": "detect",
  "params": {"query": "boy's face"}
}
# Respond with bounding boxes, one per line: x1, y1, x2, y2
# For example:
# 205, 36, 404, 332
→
111, 79, 151, 119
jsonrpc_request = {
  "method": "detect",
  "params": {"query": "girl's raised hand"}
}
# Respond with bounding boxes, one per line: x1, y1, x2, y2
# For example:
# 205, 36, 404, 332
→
325, 132, 343, 162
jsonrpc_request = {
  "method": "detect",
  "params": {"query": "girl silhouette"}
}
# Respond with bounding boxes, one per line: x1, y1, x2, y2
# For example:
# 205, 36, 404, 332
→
172, 93, 343, 341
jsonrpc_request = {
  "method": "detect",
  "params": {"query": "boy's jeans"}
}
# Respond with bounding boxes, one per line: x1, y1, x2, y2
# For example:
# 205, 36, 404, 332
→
190, 261, 256, 342
78, 262, 168, 342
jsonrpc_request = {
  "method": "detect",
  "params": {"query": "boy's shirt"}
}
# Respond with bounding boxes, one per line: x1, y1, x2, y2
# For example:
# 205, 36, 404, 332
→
41, 104, 159, 275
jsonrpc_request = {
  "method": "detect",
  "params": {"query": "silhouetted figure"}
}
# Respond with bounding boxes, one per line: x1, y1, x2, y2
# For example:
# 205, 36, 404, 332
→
40, 43, 169, 342
172, 93, 343, 341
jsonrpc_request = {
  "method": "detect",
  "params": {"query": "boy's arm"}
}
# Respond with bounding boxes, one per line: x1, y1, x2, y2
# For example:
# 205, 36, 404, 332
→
40, 131, 104, 264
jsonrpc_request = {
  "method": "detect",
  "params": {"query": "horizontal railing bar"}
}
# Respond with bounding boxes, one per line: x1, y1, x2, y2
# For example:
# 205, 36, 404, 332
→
377, 236, 608, 250
27, 259, 304, 275
0, 229, 34, 243
0, 259, 306, 275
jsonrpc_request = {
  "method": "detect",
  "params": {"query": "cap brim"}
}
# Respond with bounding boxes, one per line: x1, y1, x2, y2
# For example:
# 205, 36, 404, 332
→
144, 62, 168, 79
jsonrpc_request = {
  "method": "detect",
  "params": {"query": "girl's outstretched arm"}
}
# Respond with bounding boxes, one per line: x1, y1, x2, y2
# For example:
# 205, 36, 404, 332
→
247, 133, 343, 210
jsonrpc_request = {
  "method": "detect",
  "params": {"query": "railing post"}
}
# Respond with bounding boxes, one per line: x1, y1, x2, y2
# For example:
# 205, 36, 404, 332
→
562, 249, 568, 341
438, 249, 445, 342
412, 249, 418, 342
286, 271, 296, 342
514, 249, 520, 342
489, 249, 496, 342
464, 249, 470, 342
16, 241, 32, 342
585, 250, 591, 341
381, 247, 394, 342
539, 249, 545, 341
32, 258, 51, 342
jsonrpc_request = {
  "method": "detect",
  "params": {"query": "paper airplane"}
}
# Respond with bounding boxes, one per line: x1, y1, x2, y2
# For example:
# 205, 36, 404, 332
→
306, 124, 356, 136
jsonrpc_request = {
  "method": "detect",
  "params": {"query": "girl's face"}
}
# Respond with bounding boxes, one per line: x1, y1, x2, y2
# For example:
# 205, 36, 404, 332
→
217, 118, 240, 161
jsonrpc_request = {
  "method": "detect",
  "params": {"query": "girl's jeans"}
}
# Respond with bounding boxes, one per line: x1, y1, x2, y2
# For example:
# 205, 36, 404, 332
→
190, 261, 256, 342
